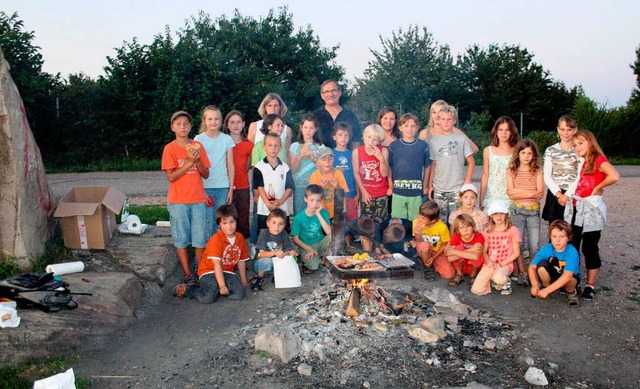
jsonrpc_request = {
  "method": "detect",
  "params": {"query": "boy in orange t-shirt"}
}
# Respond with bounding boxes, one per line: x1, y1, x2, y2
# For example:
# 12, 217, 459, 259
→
161, 111, 211, 286
309, 148, 348, 219
173, 204, 250, 302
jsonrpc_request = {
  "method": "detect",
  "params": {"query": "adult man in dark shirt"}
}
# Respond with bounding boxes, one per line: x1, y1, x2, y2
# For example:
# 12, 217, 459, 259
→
313, 80, 362, 148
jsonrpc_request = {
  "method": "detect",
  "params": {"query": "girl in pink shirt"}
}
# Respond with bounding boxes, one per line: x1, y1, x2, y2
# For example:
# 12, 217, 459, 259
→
471, 199, 522, 296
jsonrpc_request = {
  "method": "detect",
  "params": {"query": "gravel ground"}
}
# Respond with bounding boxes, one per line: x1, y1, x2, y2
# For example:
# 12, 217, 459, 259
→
49, 169, 640, 388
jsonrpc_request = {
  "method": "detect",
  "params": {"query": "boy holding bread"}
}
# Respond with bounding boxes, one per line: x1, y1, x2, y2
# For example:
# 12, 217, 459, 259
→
161, 111, 211, 286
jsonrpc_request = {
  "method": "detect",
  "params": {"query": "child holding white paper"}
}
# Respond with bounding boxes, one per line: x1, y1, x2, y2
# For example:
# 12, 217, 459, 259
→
253, 209, 299, 290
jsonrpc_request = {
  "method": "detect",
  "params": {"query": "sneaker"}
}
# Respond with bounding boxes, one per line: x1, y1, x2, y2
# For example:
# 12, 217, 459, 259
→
581, 285, 596, 300
250, 277, 264, 291
567, 290, 580, 307
423, 267, 437, 281
491, 281, 498, 290
173, 284, 188, 298
510, 275, 519, 282
517, 273, 530, 286
501, 281, 512, 295
558, 287, 568, 295
184, 274, 199, 286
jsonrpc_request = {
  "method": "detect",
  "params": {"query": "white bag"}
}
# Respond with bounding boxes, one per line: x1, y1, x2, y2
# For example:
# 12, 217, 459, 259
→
272, 255, 301, 288
33, 368, 76, 389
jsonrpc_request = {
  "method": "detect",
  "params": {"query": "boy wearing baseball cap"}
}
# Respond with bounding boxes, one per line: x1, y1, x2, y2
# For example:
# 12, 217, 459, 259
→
162, 111, 211, 286
309, 147, 348, 219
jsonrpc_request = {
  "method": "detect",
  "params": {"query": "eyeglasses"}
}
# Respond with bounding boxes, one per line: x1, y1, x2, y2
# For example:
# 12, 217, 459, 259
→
321, 89, 340, 95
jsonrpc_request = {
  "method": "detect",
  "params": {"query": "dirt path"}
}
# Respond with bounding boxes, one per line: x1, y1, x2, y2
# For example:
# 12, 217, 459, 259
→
49, 169, 640, 388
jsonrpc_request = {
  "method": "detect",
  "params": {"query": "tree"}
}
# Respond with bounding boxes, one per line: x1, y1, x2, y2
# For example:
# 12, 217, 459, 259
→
0, 12, 59, 156
352, 26, 455, 123
455, 44, 577, 132
630, 45, 640, 104
96, 7, 343, 159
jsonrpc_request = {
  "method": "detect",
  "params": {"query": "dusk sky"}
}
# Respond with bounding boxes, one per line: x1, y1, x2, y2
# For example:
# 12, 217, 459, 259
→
4, 0, 639, 107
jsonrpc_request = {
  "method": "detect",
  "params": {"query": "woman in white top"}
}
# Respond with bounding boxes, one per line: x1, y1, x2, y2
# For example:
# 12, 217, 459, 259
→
247, 93, 292, 158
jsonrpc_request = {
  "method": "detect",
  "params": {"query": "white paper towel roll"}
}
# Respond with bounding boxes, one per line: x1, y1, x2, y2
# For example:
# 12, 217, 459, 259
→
127, 215, 142, 233
46, 261, 85, 276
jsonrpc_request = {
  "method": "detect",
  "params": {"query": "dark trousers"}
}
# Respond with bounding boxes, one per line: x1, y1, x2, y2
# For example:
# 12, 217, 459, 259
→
233, 188, 251, 238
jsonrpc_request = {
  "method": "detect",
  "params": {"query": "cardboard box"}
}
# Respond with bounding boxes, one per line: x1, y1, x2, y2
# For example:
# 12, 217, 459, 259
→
54, 186, 126, 249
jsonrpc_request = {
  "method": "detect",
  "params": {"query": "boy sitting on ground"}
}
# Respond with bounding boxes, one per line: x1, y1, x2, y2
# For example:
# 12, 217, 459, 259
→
173, 204, 249, 303
291, 184, 332, 274
528, 220, 581, 307
253, 209, 299, 290
412, 201, 453, 281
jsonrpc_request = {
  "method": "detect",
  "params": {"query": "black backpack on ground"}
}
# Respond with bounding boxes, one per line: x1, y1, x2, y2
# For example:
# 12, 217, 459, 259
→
0, 272, 79, 312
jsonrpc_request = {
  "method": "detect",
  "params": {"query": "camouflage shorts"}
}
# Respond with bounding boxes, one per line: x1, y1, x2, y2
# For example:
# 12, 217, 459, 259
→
359, 196, 389, 225
433, 191, 459, 226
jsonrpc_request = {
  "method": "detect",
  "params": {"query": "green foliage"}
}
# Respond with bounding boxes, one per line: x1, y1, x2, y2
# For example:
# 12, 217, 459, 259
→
0, 12, 61, 156
630, 45, 640, 103
527, 130, 558, 157
572, 96, 639, 157
455, 43, 577, 130
0, 256, 20, 280
129, 204, 169, 225
460, 111, 492, 165
84, 7, 342, 161
352, 26, 454, 123
0, 355, 91, 389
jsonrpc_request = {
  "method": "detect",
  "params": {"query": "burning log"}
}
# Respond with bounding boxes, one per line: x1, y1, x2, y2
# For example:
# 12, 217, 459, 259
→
375, 286, 404, 316
346, 288, 361, 318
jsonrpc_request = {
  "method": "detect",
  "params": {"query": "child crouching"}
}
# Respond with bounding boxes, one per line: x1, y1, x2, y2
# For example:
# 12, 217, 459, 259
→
411, 201, 453, 281
529, 220, 581, 306
253, 209, 299, 290
471, 200, 521, 296
291, 184, 332, 274
173, 205, 249, 303
445, 214, 484, 287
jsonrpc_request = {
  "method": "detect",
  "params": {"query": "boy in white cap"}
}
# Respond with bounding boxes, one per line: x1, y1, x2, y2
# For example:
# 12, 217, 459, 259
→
448, 184, 489, 233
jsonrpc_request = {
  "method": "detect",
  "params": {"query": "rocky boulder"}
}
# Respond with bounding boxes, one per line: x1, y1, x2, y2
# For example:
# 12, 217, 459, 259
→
0, 47, 53, 268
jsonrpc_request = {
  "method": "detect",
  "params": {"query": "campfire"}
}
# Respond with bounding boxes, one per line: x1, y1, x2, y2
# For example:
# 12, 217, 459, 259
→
343, 278, 408, 317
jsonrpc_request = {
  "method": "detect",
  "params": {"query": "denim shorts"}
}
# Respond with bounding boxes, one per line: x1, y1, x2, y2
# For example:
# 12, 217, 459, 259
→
254, 257, 274, 274
167, 202, 208, 248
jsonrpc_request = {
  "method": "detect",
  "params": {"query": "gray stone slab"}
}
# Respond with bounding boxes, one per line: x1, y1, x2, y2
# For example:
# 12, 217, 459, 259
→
0, 272, 142, 365
107, 226, 177, 285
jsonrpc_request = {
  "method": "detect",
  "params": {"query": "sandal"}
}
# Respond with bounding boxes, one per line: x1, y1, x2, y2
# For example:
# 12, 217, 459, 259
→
567, 290, 580, 307
303, 268, 315, 275
448, 274, 464, 286
469, 276, 476, 286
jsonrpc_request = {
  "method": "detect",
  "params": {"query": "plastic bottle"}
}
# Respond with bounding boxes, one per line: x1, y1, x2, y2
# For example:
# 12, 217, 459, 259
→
267, 184, 276, 202
121, 198, 130, 224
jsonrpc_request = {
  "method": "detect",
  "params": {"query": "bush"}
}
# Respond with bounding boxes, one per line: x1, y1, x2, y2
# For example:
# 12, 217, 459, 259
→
527, 130, 558, 155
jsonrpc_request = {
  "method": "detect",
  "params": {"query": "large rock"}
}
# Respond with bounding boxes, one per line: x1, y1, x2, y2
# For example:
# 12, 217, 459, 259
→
255, 323, 302, 363
0, 272, 143, 366
106, 226, 177, 285
0, 47, 53, 268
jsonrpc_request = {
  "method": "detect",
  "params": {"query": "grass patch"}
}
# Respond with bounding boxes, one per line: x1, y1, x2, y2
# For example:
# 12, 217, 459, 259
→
129, 204, 169, 226
600, 286, 613, 292
0, 225, 70, 279
0, 355, 92, 388
45, 158, 160, 174
631, 265, 640, 271
628, 296, 640, 303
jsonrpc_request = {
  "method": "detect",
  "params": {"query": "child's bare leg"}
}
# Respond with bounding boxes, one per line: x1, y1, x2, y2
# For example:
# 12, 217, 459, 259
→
177, 247, 193, 276
195, 247, 204, 265
258, 270, 266, 278
586, 268, 599, 286
515, 254, 525, 275
564, 277, 578, 293
361, 236, 373, 252
469, 266, 479, 278
454, 262, 464, 276
418, 249, 433, 267
536, 267, 551, 287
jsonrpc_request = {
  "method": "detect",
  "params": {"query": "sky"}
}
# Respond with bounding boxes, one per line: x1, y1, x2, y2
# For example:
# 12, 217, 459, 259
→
3, 0, 639, 107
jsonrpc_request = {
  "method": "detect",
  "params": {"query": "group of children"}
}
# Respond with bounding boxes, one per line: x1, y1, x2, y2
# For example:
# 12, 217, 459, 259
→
162, 98, 619, 307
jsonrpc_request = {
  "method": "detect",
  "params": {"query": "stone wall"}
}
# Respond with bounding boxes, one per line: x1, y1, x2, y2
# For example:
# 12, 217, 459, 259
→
0, 47, 53, 268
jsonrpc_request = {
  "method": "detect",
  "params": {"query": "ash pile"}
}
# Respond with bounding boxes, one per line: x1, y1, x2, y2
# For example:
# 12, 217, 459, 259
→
210, 276, 536, 388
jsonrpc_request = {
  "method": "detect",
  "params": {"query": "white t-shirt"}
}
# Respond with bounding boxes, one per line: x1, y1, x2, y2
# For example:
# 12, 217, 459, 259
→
254, 119, 290, 145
